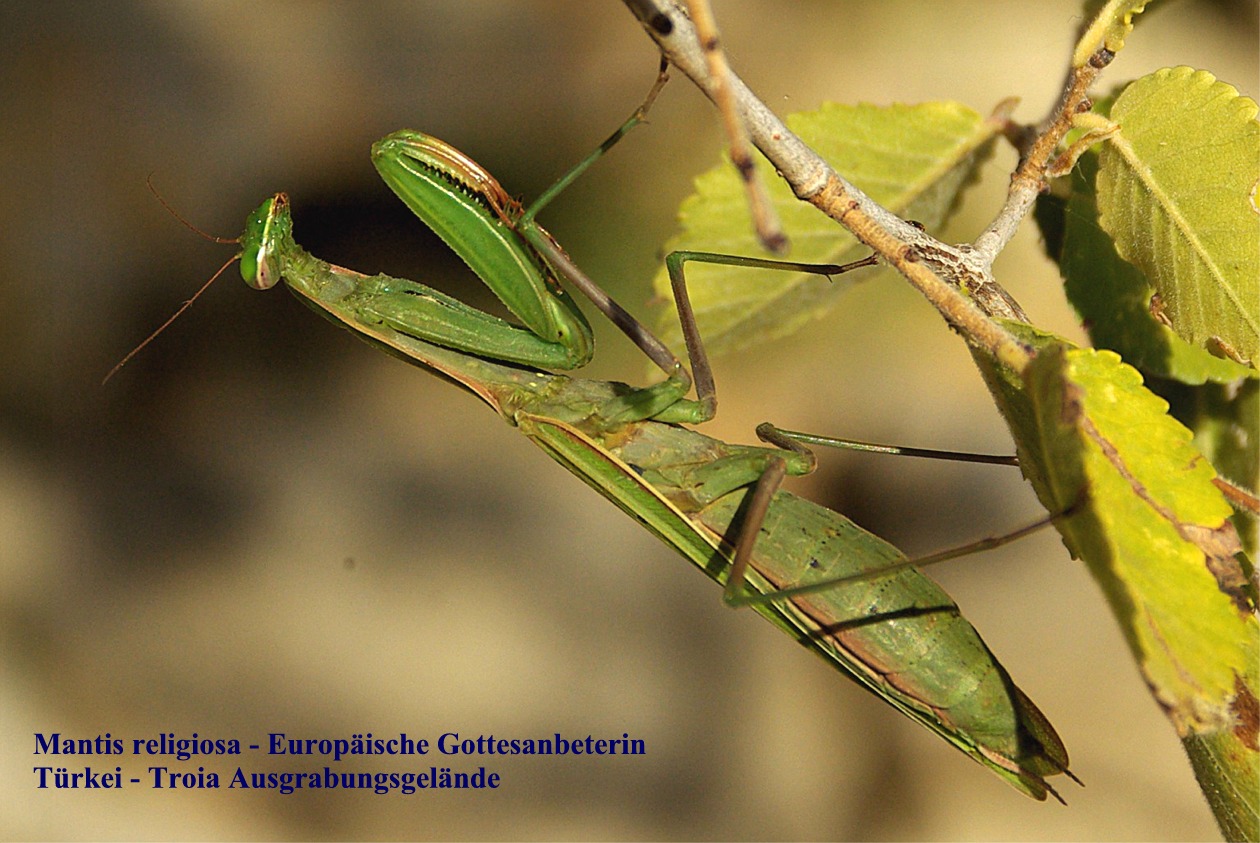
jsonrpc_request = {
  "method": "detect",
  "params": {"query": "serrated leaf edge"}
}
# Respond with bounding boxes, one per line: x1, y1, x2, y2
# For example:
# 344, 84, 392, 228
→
1102, 141, 1258, 348
1065, 350, 1249, 732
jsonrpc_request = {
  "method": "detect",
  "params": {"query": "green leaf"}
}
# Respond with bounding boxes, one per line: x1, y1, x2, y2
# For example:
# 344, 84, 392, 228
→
978, 330, 1257, 736
1097, 67, 1260, 364
653, 102, 998, 356
1182, 664, 1260, 842
1073, 0, 1155, 68
1055, 151, 1257, 385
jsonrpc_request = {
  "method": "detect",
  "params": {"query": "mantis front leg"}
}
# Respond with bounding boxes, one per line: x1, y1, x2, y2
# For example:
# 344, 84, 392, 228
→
366, 63, 691, 381
247, 65, 674, 375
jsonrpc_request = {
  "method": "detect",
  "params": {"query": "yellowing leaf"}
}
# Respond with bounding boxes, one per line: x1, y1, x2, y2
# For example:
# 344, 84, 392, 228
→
1097, 68, 1260, 364
979, 332, 1257, 735
652, 102, 998, 356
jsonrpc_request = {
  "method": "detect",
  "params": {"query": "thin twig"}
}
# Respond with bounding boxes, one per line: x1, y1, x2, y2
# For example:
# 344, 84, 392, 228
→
971, 50, 1113, 262
684, 0, 788, 254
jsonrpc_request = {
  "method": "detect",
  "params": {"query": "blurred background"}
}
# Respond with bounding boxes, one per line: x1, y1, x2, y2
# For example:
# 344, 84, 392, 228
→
2, 1, 1255, 839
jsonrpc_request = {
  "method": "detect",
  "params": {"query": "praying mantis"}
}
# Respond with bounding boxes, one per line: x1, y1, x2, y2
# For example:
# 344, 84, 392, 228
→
155, 68, 1075, 800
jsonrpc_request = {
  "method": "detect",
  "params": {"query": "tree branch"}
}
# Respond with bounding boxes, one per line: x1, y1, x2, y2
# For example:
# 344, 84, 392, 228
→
620, 0, 1033, 375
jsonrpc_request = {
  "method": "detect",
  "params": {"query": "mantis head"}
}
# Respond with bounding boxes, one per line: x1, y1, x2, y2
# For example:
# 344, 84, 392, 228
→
105, 192, 290, 383
240, 193, 292, 291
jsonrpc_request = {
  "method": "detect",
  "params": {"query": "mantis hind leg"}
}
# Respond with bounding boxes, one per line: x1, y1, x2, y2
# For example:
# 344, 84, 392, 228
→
722, 422, 1068, 608
719, 425, 814, 606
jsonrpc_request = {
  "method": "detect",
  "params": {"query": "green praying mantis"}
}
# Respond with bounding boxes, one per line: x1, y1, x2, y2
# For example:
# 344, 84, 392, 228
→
140, 68, 1076, 800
